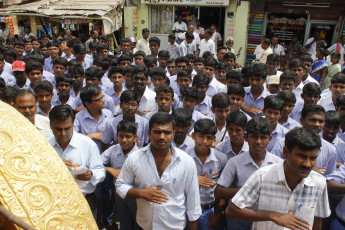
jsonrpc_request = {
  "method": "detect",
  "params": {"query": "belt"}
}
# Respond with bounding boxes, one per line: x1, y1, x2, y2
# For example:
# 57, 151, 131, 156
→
201, 202, 215, 210
338, 216, 345, 228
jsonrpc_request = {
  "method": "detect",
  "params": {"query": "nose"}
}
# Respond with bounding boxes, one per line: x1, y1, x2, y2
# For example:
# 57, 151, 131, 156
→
302, 159, 312, 168
24, 107, 30, 113
256, 137, 263, 145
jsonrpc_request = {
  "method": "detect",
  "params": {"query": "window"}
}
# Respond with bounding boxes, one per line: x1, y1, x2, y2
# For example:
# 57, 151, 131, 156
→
150, 5, 174, 34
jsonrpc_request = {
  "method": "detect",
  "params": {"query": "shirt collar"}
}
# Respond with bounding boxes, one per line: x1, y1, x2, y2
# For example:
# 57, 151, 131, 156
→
189, 148, 218, 163
117, 144, 139, 157
144, 143, 180, 161
51, 132, 78, 150
243, 151, 275, 166
274, 161, 315, 187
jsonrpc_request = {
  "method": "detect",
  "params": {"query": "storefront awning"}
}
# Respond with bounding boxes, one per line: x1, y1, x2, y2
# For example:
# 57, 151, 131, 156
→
0, 0, 124, 33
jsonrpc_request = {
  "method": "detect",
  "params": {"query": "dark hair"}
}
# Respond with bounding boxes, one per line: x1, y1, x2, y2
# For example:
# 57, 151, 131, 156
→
155, 85, 174, 98
301, 104, 325, 120
248, 63, 268, 79
226, 110, 247, 129
185, 32, 194, 40
47, 41, 58, 48
302, 82, 321, 96
194, 57, 204, 64
246, 117, 272, 136
192, 73, 210, 87
124, 65, 136, 75
336, 95, 345, 109
14, 89, 37, 103
73, 43, 87, 54
149, 112, 175, 130
69, 64, 84, 76
262, 39, 271, 45
150, 67, 166, 78
49, 105, 75, 122
280, 70, 296, 83
34, 80, 54, 94
217, 46, 227, 53
99, 35, 108, 42
14, 41, 25, 48
217, 62, 228, 71
23, 38, 32, 44
134, 50, 146, 58
223, 52, 236, 61
285, 127, 321, 152
278, 90, 296, 104
172, 108, 192, 126
85, 66, 103, 80
226, 70, 241, 81
267, 53, 280, 63
80, 84, 102, 107
158, 50, 170, 58
325, 111, 341, 127
109, 66, 124, 77
227, 84, 245, 97
204, 58, 217, 69
53, 57, 68, 68
332, 52, 341, 59
264, 95, 284, 112
142, 28, 150, 34
175, 56, 189, 66
168, 34, 176, 40
177, 69, 191, 79
121, 38, 131, 44
212, 93, 230, 108
93, 56, 109, 71
120, 90, 140, 104
289, 59, 304, 69
117, 120, 137, 135
194, 119, 217, 135
144, 55, 157, 66
331, 73, 345, 85
0, 86, 18, 102
300, 55, 313, 64
167, 58, 176, 64
25, 61, 43, 74
132, 65, 148, 78
96, 44, 108, 53
88, 41, 98, 51
0, 77, 4, 88
26, 54, 44, 65
56, 74, 73, 86
203, 52, 213, 60
182, 87, 200, 101
118, 55, 132, 64
149, 37, 160, 46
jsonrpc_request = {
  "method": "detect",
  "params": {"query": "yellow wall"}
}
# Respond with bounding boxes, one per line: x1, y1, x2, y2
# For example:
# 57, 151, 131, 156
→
136, 3, 149, 40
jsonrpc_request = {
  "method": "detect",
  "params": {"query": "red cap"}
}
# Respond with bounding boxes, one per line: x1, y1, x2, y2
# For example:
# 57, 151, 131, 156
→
12, 60, 25, 72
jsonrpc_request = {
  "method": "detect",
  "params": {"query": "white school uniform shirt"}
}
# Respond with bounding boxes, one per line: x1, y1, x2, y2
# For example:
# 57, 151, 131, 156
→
199, 39, 216, 57
317, 91, 336, 112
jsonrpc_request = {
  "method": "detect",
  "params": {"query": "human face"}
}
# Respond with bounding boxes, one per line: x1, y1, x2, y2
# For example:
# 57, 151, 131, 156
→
53, 64, 67, 76
245, 133, 271, 156
290, 66, 305, 83
271, 37, 278, 46
134, 55, 144, 66
279, 79, 295, 91
120, 100, 138, 119
41, 47, 49, 58
192, 132, 215, 153
174, 122, 190, 140
267, 60, 278, 72
210, 25, 216, 32
132, 72, 147, 91
121, 42, 131, 53
268, 84, 279, 94
0, 60, 4, 71
13, 71, 27, 83
284, 146, 318, 179
303, 62, 312, 74
226, 40, 234, 48
188, 25, 194, 33
249, 76, 264, 92
195, 84, 208, 98
50, 117, 74, 145
48, 46, 59, 59
292, 36, 298, 44
281, 102, 295, 118
75, 52, 86, 62
27, 70, 43, 86
302, 93, 320, 105
149, 42, 159, 55
70, 73, 84, 88
230, 94, 244, 111
24, 42, 32, 53
331, 55, 340, 65
204, 66, 215, 79
331, 83, 345, 101
227, 123, 245, 144
14, 94, 37, 123
42, 37, 49, 44
145, 63, 156, 72
151, 74, 166, 89
124, 72, 133, 88
226, 78, 240, 89
119, 60, 131, 69
217, 49, 227, 62
85, 76, 101, 86
323, 123, 340, 143
212, 106, 231, 123
167, 62, 177, 75
216, 69, 227, 84
194, 62, 204, 74
148, 122, 174, 150
224, 58, 235, 69
14, 45, 24, 56
337, 105, 345, 117
158, 57, 168, 69
143, 32, 149, 40
57, 81, 72, 96
177, 76, 191, 92
155, 92, 174, 112
99, 39, 108, 45
263, 108, 281, 127
86, 92, 105, 110
117, 131, 136, 153
176, 62, 188, 71
32, 41, 40, 50
301, 112, 325, 134
98, 49, 109, 57
183, 96, 197, 111
36, 89, 53, 109
109, 72, 124, 87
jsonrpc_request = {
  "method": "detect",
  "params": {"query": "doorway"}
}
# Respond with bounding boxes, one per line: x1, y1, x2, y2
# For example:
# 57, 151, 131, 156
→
199, 7, 226, 38
306, 21, 338, 48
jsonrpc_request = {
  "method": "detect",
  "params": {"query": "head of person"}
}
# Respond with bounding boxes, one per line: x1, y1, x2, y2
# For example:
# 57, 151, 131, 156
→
301, 82, 321, 105
47, 41, 59, 59
90, 29, 98, 39
108, 66, 124, 88
266, 53, 280, 72
150, 67, 166, 89
283, 127, 321, 179
168, 33, 176, 44
193, 57, 204, 74
52, 57, 68, 76
323, 111, 341, 143
69, 64, 85, 89
25, 61, 43, 87
157, 50, 170, 69
277, 90, 296, 118
300, 55, 313, 74
177, 15, 183, 23
263, 95, 284, 127
289, 59, 305, 84
271, 35, 279, 46
172, 108, 192, 140
1, 86, 18, 106
261, 39, 271, 50
39, 42, 49, 58
143, 55, 157, 71
148, 112, 175, 150
73, 43, 87, 62
12, 60, 27, 83
41, 34, 49, 44
336, 95, 345, 117
331, 52, 341, 65
228, 84, 245, 111
216, 46, 227, 62
24, 25, 31, 35
24, 38, 32, 53
210, 24, 216, 32
330, 73, 345, 101
123, 65, 135, 89
204, 29, 212, 40
14, 89, 37, 124
134, 51, 146, 66
177, 69, 192, 92
248, 63, 268, 91
203, 58, 217, 80
149, 37, 160, 55
211, 92, 231, 123
167, 58, 177, 76
131, 65, 148, 92
279, 70, 296, 91
118, 54, 132, 69
215, 62, 228, 84
117, 120, 138, 152
96, 44, 109, 57
185, 32, 194, 45
93, 56, 109, 74
226, 110, 247, 144
56, 74, 73, 97
192, 73, 210, 99
34, 80, 54, 110
192, 119, 217, 149
98, 35, 109, 45
84, 66, 103, 86
120, 38, 131, 53
140, 28, 150, 40
80, 84, 105, 111
182, 87, 200, 111
266, 75, 280, 94
155, 85, 174, 113
188, 24, 195, 33
245, 117, 272, 155
120, 90, 140, 119
225, 36, 234, 48
14, 41, 25, 57
301, 104, 325, 133
49, 105, 75, 144
226, 70, 241, 89
175, 56, 189, 72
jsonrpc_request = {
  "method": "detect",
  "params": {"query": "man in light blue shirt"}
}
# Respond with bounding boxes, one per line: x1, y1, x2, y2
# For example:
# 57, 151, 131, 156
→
48, 105, 105, 216
44, 41, 59, 72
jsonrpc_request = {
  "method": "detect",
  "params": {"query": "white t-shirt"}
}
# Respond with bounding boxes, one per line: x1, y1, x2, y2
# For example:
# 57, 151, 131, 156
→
199, 39, 216, 57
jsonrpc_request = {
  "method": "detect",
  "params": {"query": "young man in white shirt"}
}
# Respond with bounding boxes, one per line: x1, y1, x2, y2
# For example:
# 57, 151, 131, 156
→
199, 30, 216, 57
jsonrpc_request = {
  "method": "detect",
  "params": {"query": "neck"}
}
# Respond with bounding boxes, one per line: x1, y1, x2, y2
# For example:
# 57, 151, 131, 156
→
249, 150, 266, 164
59, 94, 70, 104
137, 87, 146, 98
123, 114, 135, 121
40, 105, 52, 115
271, 122, 277, 131
174, 136, 186, 146
151, 145, 171, 158
114, 84, 123, 92
332, 95, 338, 105
278, 115, 288, 125
65, 49, 72, 57
29, 117, 35, 125
323, 134, 333, 144
73, 86, 82, 96
283, 161, 301, 190
17, 79, 27, 88
215, 117, 225, 128
251, 87, 263, 96
87, 108, 101, 119
195, 147, 210, 157
302, 73, 308, 82
123, 143, 135, 155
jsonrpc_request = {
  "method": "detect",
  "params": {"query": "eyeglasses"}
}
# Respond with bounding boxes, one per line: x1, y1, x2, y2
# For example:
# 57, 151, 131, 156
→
92, 95, 104, 102
123, 102, 138, 108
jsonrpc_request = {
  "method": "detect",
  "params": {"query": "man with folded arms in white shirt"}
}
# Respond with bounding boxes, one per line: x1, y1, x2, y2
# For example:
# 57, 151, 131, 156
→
116, 112, 201, 230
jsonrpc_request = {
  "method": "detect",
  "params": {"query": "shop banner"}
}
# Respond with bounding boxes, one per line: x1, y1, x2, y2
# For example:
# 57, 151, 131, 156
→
141, 0, 229, 6
265, 13, 308, 46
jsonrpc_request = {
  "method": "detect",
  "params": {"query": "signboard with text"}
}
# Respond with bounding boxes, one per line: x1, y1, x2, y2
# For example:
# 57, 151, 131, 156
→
141, 0, 229, 6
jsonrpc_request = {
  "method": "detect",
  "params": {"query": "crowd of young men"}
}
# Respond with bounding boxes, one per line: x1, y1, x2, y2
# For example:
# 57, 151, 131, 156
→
2, 28, 345, 230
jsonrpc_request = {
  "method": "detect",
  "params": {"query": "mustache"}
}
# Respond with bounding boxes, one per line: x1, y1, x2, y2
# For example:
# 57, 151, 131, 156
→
300, 166, 312, 171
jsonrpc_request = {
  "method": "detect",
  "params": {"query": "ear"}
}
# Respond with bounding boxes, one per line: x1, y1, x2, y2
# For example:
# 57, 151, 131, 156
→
211, 107, 215, 114
85, 101, 90, 107
300, 117, 304, 126
244, 133, 248, 142
191, 131, 195, 140
282, 146, 289, 160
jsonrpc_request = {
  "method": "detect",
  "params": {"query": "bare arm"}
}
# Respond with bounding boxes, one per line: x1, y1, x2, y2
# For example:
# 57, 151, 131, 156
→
214, 184, 240, 199
327, 180, 345, 194
189, 220, 198, 230
313, 217, 322, 230
87, 132, 103, 141
126, 186, 169, 204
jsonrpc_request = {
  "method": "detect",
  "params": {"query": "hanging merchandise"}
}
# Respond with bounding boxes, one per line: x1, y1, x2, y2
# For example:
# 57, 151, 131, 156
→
0, 16, 14, 36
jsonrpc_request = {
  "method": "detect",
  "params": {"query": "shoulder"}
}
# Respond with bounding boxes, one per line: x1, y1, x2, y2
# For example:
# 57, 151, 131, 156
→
308, 170, 327, 187
267, 152, 284, 163
175, 147, 195, 164
102, 109, 113, 117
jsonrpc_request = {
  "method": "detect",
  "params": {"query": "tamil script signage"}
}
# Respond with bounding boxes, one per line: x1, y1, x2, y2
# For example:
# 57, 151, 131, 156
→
141, 0, 229, 6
